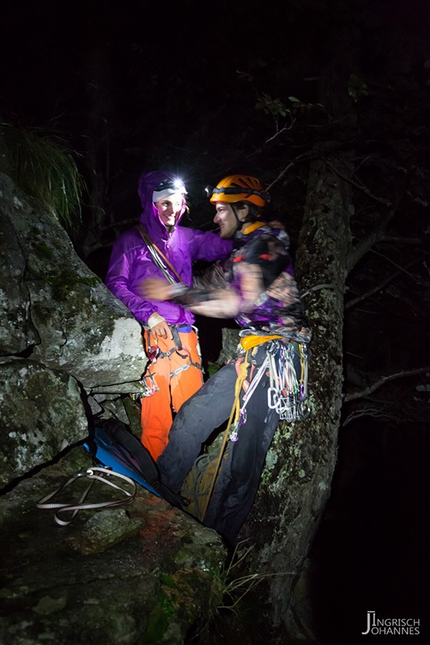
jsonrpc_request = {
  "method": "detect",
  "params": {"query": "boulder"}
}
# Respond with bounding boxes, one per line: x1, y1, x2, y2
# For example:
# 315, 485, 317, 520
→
0, 358, 87, 487
0, 172, 147, 391
0, 448, 227, 645
0, 196, 39, 354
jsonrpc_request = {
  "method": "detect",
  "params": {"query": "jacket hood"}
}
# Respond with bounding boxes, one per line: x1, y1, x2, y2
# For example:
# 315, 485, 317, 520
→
137, 170, 187, 236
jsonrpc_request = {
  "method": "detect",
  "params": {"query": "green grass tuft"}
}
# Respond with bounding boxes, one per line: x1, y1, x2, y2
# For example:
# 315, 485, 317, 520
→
0, 122, 85, 230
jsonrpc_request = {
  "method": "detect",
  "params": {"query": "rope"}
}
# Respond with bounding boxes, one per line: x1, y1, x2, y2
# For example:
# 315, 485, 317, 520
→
198, 351, 251, 521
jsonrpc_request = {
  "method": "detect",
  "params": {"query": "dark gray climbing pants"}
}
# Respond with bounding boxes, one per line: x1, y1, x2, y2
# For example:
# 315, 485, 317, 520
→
157, 344, 285, 544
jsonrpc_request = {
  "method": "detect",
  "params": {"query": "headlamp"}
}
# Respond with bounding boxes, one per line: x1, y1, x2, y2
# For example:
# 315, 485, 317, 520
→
154, 178, 187, 194
204, 184, 271, 203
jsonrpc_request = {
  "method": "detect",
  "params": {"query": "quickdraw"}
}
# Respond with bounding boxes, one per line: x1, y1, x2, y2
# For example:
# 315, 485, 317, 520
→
230, 335, 310, 440
267, 344, 294, 419
136, 371, 160, 398
266, 340, 310, 421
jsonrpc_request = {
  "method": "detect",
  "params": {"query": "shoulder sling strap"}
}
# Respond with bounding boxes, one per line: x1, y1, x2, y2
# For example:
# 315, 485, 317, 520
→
135, 224, 184, 285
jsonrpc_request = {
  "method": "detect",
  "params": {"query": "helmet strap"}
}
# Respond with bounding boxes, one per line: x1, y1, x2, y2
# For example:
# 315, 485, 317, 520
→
231, 203, 243, 232
231, 202, 257, 230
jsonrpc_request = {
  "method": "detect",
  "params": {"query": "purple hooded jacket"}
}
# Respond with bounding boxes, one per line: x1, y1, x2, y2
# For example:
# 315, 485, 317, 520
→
105, 170, 232, 326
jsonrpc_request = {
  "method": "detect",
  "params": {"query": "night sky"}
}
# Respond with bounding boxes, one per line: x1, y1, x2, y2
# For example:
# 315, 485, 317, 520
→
2, 0, 430, 212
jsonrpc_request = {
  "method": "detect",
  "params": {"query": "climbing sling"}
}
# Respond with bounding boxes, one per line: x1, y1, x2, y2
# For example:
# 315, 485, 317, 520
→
36, 467, 137, 526
135, 224, 184, 285
36, 419, 184, 525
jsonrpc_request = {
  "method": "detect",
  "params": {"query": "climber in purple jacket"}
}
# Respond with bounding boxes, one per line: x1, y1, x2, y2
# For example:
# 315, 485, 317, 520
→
105, 170, 232, 460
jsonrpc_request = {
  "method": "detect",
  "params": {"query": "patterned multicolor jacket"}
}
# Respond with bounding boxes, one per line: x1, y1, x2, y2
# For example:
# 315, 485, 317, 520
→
175, 221, 311, 343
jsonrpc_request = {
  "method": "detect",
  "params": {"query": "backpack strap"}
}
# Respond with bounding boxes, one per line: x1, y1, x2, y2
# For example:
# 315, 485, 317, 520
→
91, 419, 185, 509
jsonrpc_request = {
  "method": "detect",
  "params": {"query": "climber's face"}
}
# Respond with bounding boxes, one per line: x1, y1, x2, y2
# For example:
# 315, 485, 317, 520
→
213, 202, 249, 239
155, 193, 184, 227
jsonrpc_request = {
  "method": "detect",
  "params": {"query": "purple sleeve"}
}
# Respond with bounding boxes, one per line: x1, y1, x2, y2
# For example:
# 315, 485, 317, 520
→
105, 230, 192, 325
104, 232, 158, 324
185, 229, 233, 262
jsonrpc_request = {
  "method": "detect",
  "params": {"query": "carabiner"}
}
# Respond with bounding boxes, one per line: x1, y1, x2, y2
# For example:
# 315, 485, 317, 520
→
267, 387, 280, 410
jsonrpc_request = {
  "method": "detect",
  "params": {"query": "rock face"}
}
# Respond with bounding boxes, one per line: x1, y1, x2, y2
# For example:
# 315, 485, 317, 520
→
0, 172, 147, 390
0, 204, 39, 353
0, 358, 87, 486
0, 173, 227, 644
0, 449, 227, 645
0, 171, 148, 485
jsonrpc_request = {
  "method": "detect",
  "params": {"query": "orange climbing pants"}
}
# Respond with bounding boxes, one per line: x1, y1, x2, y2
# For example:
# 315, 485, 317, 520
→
140, 326, 204, 461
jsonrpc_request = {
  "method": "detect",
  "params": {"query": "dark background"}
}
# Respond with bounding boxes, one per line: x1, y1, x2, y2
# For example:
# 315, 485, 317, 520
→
2, 1, 429, 643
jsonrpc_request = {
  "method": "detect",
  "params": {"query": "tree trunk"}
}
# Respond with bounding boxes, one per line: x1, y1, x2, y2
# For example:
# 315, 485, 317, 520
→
240, 25, 357, 634
239, 152, 352, 637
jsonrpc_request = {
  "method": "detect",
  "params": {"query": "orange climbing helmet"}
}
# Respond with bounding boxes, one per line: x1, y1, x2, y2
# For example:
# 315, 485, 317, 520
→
208, 175, 269, 208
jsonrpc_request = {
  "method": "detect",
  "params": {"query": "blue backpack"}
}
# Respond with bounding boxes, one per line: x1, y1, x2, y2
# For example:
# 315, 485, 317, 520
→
84, 418, 183, 509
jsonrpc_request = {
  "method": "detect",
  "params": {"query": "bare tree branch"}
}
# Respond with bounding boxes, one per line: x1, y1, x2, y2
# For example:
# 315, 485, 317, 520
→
344, 366, 430, 402
382, 235, 423, 245
266, 163, 295, 191
266, 147, 327, 192
346, 210, 395, 273
342, 407, 393, 427
320, 157, 422, 275
265, 118, 296, 144
345, 258, 421, 309
301, 283, 340, 298
370, 250, 421, 280
322, 157, 393, 207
